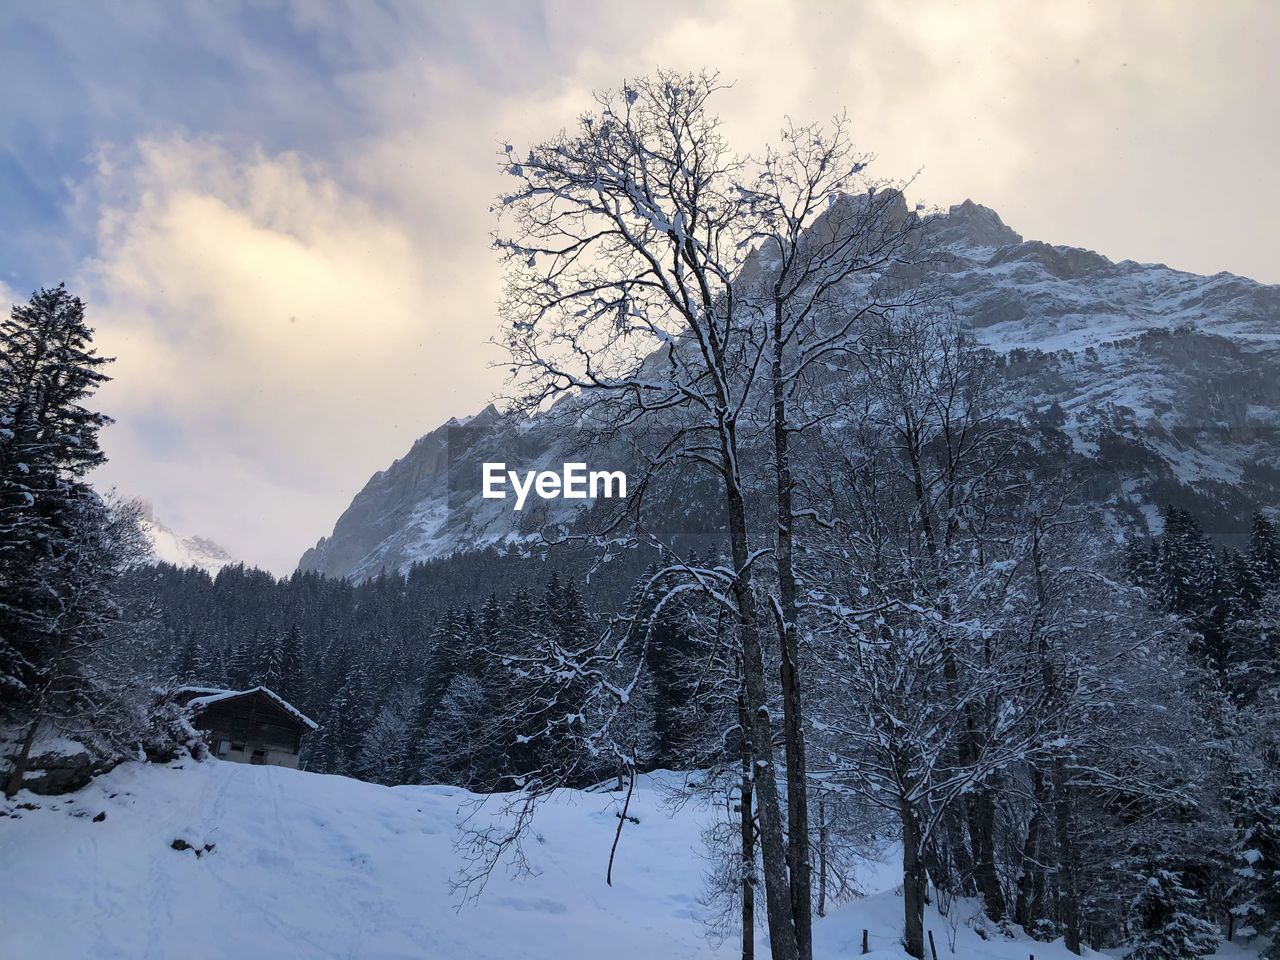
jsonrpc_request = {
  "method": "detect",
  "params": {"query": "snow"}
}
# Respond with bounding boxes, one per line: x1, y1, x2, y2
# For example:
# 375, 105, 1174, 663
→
139, 506, 234, 575
181, 686, 319, 730
1, 761, 734, 960
0, 723, 90, 763
304, 197, 1280, 582
4, 759, 1249, 960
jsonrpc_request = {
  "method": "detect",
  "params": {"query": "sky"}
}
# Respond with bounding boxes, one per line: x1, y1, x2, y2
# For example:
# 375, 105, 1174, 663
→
2, 0, 1277, 574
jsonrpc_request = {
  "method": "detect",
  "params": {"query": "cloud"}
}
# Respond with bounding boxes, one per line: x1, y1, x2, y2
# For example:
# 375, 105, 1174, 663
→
86, 138, 495, 572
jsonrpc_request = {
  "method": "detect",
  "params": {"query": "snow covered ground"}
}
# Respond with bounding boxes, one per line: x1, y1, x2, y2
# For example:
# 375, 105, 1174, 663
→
0, 759, 1226, 960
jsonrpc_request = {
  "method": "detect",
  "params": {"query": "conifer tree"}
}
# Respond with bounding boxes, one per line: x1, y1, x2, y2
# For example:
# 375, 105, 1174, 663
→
225, 637, 254, 690
1227, 775, 1280, 957
356, 690, 413, 785
0, 285, 112, 711
1126, 864, 1219, 960
277, 625, 305, 702
0, 286, 147, 796
1249, 514, 1280, 586
174, 632, 199, 683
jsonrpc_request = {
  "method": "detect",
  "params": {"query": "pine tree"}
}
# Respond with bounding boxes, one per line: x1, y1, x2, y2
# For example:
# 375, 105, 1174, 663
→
557, 578, 588, 647
174, 632, 199, 682
629, 561, 702, 766
400, 683, 437, 784
1156, 508, 1215, 611
1249, 514, 1280, 587
1227, 548, 1266, 617
1227, 775, 1280, 957
1126, 864, 1219, 960
260, 633, 285, 692
277, 625, 305, 703
194, 638, 224, 687
1153, 507, 1231, 673
0, 285, 112, 712
330, 661, 373, 775
225, 637, 254, 690
0, 286, 142, 796
355, 690, 412, 785
419, 672, 489, 787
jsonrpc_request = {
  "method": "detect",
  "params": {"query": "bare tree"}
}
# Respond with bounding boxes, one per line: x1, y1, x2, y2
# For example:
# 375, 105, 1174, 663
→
489, 70, 816, 958
735, 118, 928, 958
484, 67, 946, 958
799, 309, 1057, 956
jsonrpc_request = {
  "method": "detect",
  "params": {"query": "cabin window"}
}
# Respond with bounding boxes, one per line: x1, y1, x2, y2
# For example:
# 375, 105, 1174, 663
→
230, 742, 246, 753
216, 740, 230, 756
250, 749, 266, 764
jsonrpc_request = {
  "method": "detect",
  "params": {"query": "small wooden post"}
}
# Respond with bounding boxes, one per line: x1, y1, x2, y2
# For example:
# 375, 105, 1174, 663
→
928, 931, 939, 960
861, 929, 869, 955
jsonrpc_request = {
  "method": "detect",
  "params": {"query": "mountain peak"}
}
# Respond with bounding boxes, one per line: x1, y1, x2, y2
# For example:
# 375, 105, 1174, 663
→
300, 199, 1280, 581
137, 503, 235, 575
446, 403, 501, 429
935, 199, 1023, 248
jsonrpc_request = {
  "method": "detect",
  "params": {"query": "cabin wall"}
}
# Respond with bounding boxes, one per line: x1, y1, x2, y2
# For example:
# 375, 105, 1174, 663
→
211, 739, 301, 769
192, 692, 310, 769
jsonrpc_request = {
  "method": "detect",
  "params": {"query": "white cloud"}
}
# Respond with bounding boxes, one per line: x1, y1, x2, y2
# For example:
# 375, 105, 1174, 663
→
86, 138, 495, 572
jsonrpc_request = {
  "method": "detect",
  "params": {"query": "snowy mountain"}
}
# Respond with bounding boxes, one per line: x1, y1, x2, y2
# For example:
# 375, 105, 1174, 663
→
300, 198, 1280, 580
0, 757, 1156, 960
138, 501, 235, 575
297, 405, 593, 580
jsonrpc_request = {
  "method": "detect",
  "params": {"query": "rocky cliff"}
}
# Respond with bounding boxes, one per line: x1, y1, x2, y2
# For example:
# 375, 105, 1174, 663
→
300, 199, 1280, 580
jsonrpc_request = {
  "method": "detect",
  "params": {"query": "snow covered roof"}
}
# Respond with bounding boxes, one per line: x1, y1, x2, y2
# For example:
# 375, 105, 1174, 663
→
175, 685, 234, 697
178, 685, 319, 731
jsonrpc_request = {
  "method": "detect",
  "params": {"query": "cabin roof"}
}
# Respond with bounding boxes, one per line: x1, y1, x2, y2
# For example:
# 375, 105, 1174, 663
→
176, 685, 319, 731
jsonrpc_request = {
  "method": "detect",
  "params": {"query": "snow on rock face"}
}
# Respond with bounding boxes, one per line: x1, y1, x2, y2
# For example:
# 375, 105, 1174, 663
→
928, 199, 1023, 250
0, 759, 1128, 960
932, 207, 1280, 541
296, 403, 593, 580
139, 501, 235, 575
301, 199, 1280, 580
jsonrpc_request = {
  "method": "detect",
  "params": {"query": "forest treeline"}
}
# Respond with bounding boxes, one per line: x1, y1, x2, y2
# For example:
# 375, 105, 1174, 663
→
127, 503, 1280, 960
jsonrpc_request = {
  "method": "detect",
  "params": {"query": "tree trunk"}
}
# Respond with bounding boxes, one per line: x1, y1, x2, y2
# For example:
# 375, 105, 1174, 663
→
1014, 768, 1048, 933
1052, 757, 1081, 954
4, 709, 41, 798
1031, 525, 1080, 956
902, 800, 927, 960
770, 301, 813, 960
725, 459, 801, 960
967, 785, 1006, 921
740, 692, 756, 960
938, 805, 974, 894
817, 795, 828, 919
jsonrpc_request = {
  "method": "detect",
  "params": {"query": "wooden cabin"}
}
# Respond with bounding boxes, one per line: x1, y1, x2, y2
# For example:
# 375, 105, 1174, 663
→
177, 686, 318, 769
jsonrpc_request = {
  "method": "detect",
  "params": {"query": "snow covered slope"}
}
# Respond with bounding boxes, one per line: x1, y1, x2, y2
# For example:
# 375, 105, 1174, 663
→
300, 198, 1280, 580
139, 501, 235, 574
0, 759, 1119, 960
